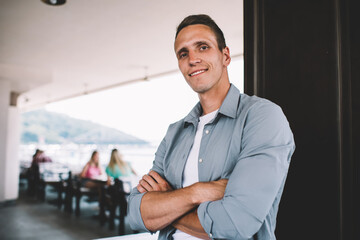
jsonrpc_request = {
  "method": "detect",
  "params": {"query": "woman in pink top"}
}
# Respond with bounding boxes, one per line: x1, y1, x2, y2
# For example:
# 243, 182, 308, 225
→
80, 150, 103, 188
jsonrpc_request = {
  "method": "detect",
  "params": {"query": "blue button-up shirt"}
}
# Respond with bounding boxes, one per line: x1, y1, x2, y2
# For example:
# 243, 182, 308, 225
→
128, 84, 295, 240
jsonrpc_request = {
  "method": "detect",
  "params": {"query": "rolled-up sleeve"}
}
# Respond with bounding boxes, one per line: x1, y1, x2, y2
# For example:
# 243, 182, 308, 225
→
198, 102, 295, 239
127, 137, 167, 232
127, 190, 147, 231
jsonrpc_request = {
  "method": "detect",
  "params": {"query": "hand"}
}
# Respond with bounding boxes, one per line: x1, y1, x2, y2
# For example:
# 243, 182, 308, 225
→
137, 170, 173, 193
191, 179, 228, 204
172, 208, 211, 240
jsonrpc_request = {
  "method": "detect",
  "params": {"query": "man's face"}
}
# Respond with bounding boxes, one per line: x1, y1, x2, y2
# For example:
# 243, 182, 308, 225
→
174, 24, 230, 94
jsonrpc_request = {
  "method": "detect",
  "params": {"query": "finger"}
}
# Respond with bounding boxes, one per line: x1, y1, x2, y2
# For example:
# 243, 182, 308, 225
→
139, 179, 153, 191
148, 171, 165, 184
137, 184, 147, 193
143, 174, 158, 187
149, 171, 173, 191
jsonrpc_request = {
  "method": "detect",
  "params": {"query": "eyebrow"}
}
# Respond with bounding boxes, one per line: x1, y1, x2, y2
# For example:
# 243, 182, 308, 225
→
176, 41, 210, 57
194, 41, 209, 47
176, 47, 188, 57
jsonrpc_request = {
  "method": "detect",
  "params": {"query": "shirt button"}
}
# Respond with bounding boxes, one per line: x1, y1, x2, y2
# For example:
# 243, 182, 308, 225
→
209, 233, 213, 238
199, 158, 203, 163
205, 130, 209, 134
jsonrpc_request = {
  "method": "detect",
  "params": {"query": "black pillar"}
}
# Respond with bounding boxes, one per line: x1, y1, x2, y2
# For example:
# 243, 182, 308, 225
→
244, 0, 359, 239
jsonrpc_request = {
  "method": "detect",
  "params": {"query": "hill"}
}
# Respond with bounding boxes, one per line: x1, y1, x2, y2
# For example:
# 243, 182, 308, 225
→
21, 110, 148, 145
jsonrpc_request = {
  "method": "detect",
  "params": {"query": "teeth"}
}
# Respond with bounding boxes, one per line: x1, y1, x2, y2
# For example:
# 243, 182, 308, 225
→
190, 70, 205, 76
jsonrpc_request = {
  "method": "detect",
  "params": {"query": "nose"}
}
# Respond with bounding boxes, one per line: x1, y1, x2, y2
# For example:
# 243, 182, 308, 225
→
188, 51, 201, 66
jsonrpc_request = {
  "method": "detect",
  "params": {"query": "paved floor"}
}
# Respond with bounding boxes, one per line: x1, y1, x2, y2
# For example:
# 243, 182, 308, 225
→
0, 184, 136, 240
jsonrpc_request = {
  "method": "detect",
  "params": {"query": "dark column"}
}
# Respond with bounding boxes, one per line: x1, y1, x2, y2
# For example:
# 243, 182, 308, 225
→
244, 0, 359, 239
347, 1, 360, 239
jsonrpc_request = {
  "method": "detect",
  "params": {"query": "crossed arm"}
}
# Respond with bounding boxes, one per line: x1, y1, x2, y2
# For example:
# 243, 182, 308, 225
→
137, 170, 228, 239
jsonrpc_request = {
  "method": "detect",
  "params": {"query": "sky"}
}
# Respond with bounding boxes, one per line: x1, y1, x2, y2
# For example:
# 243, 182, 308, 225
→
45, 58, 244, 144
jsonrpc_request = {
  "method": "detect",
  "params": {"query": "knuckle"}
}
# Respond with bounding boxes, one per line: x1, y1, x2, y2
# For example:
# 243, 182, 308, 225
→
143, 176, 150, 183
140, 179, 147, 187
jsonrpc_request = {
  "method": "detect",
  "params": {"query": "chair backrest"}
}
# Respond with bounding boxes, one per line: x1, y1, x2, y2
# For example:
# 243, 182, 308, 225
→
114, 178, 125, 192
113, 178, 127, 216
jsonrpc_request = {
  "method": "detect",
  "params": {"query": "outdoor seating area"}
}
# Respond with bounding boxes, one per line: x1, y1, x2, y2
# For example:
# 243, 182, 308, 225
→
1, 1, 358, 239
15, 161, 138, 239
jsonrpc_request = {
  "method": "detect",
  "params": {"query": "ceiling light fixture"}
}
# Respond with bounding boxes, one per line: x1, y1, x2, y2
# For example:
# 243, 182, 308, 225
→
41, 0, 66, 6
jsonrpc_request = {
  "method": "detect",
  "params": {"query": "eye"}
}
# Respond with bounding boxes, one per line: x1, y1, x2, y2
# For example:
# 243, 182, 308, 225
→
179, 52, 188, 59
200, 45, 209, 51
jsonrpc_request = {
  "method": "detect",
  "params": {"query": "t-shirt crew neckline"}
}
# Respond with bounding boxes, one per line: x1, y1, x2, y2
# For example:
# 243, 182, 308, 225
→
199, 108, 219, 123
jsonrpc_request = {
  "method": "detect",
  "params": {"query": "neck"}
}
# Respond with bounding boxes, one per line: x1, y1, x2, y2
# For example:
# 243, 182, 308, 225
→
199, 81, 230, 115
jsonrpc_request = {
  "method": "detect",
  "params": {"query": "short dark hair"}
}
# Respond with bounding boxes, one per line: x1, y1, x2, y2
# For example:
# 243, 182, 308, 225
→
175, 14, 226, 51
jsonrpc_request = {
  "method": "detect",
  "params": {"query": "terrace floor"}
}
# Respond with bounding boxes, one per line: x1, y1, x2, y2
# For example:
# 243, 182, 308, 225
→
0, 182, 137, 240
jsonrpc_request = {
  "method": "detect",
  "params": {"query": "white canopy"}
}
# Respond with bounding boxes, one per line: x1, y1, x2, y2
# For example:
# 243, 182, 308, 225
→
0, 0, 243, 110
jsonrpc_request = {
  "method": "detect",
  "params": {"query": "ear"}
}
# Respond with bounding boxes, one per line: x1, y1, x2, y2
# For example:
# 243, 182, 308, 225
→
222, 47, 231, 67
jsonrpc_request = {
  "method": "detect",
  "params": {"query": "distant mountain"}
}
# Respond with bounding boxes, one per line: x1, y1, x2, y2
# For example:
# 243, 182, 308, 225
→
21, 110, 148, 145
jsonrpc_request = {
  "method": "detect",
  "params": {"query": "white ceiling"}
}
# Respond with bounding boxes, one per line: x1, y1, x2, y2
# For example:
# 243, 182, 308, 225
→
0, 0, 243, 110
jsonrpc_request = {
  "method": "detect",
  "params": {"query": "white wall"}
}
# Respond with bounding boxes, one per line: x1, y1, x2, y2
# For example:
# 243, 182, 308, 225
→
0, 80, 20, 202
5, 107, 20, 200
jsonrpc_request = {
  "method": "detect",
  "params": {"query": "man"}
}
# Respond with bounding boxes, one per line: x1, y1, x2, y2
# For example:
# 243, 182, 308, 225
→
128, 14, 295, 240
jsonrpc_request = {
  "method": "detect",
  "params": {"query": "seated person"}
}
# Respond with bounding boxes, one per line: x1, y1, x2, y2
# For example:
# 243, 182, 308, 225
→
105, 149, 137, 185
31, 149, 52, 168
80, 150, 103, 188
27, 149, 52, 196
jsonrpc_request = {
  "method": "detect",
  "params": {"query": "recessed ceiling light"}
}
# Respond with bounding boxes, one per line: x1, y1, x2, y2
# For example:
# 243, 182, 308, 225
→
41, 0, 66, 6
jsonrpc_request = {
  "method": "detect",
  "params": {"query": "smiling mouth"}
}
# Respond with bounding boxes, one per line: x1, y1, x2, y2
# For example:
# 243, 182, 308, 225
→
189, 69, 207, 77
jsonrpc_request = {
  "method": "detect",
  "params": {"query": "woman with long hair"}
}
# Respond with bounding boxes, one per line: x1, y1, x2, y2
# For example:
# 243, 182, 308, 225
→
80, 150, 103, 188
106, 149, 136, 184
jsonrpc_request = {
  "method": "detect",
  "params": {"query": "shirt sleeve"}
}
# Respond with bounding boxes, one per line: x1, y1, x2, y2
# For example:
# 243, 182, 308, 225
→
127, 136, 167, 232
197, 101, 295, 239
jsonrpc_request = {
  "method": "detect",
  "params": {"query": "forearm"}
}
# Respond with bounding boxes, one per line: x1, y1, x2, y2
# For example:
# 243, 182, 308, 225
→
172, 209, 210, 240
141, 186, 197, 232
80, 164, 88, 178
138, 171, 227, 232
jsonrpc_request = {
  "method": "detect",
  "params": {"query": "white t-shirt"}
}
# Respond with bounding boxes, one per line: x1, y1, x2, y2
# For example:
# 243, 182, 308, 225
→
173, 109, 218, 240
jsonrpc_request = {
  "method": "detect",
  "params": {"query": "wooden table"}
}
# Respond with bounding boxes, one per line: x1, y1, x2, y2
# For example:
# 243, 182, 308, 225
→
38, 162, 70, 207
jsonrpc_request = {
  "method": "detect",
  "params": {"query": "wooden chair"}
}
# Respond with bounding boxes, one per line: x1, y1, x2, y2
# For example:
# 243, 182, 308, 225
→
99, 178, 129, 235
29, 163, 70, 209
63, 171, 74, 213
73, 176, 102, 217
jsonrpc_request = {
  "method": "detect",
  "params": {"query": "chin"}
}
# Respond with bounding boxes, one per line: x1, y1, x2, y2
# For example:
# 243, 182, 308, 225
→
186, 79, 213, 94
191, 85, 210, 94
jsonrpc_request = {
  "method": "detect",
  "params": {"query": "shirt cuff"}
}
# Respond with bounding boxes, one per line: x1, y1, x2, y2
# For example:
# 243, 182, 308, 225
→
197, 201, 214, 238
128, 192, 149, 232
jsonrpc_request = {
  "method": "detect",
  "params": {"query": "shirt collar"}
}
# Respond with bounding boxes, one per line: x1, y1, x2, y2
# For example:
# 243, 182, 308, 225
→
184, 102, 202, 126
218, 84, 240, 119
184, 84, 240, 126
